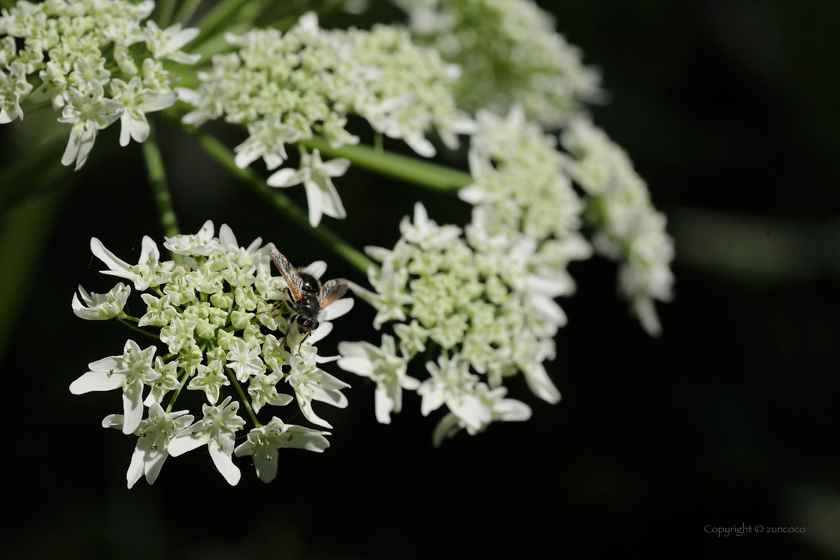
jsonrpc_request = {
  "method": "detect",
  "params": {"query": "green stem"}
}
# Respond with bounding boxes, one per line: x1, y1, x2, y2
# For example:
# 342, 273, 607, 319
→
173, 0, 203, 25
189, 0, 272, 50
227, 368, 260, 427
170, 116, 376, 276
165, 368, 192, 414
141, 122, 183, 263
300, 137, 473, 192
116, 318, 160, 342
153, 0, 177, 27
118, 312, 141, 322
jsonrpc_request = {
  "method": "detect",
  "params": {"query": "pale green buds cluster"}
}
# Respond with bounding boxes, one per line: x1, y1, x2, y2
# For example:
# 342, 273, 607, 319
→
181, 12, 471, 157
339, 203, 568, 444
177, 12, 474, 226
0, 0, 199, 169
394, 0, 604, 127
70, 221, 353, 487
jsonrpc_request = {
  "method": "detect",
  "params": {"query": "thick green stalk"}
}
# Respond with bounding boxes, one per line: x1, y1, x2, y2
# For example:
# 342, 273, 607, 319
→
189, 0, 272, 50
173, 0, 203, 25
154, 0, 176, 27
300, 137, 473, 192
141, 123, 182, 256
171, 117, 376, 276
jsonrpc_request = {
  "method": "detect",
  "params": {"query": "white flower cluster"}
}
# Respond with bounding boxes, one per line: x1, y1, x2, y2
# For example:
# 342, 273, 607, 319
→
460, 106, 592, 271
69, 221, 353, 487
394, 0, 603, 127
339, 203, 569, 446
178, 12, 473, 226
560, 117, 675, 336
0, 0, 199, 169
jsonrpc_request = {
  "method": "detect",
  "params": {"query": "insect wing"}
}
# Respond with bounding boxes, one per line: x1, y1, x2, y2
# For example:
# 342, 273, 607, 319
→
270, 247, 304, 300
319, 278, 349, 308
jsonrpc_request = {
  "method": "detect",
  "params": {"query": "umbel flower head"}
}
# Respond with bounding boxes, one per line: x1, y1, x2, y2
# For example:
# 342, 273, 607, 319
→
178, 12, 474, 226
394, 0, 604, 128
462, 104, 674, 337
560, 117, 675, 336
339, 203, 579, 444
70, 221, 353, 487
0, 0, 199, 169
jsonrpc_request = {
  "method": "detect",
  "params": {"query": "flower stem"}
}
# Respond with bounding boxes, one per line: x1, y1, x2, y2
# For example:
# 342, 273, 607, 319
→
227, 370, 261, 427
165, 368, 192, 414
172, 117, 376, 276
141, 122, 183, 263
154, 0, 176, 27
189, 0, 274, 51
300, 137, 473, 192
116, 318, 160, 342
173, 0, 203, 25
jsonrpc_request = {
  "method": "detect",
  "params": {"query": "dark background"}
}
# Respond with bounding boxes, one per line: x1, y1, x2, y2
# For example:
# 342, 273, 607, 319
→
2, 1, 839, 558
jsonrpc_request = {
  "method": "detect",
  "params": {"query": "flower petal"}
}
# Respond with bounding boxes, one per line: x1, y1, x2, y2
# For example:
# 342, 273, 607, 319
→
70, 371, 124, 394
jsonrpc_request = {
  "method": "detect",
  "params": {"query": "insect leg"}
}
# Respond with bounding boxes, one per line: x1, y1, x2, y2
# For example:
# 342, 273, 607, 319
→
297, 329, 312, 355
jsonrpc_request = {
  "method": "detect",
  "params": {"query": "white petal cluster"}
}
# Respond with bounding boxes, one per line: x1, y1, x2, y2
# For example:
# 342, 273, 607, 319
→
394, 0, 603, 127
339, 203, 565, 444
0, 0, 196, 169
462, 106, 589, 245
460, 106, 593, 310
178, 12, 473, 224
560, 117, 675, 336
70, 221, 353, 486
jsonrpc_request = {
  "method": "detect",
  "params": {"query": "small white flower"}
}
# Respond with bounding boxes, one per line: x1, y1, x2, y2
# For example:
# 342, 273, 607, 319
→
103, 403, 193, 488
349, 259, 412, 329
247, 373, 294, 413
70, 340, 160, 435
187, 359, 230, 404
72, 283, 130, 320
418, 354, 491, 431
168, 397, 246, 486
68, 54, 111, 88
0, 61, 33, 124
338, 335, 420, 424
90, 236, 173, 291
110, 77, 177, 146
33, 61, 68, 110
226, 338, 264, 381
138, 293, 178, 327
163, 219, 219, 256
143, 358, 183, 406
285, 349, 350, 429
234, 417, 330, 483
399, 203, 462, 251
159, 316, 198, 354
58, 80, 124, 170
431, 384, 531, 447
144, 21, 201, 65
267, 149, 350, 227
234, 115, 296, 170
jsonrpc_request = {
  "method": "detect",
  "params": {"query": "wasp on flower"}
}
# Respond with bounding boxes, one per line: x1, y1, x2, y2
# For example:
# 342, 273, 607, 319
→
269, 247, 349, 349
